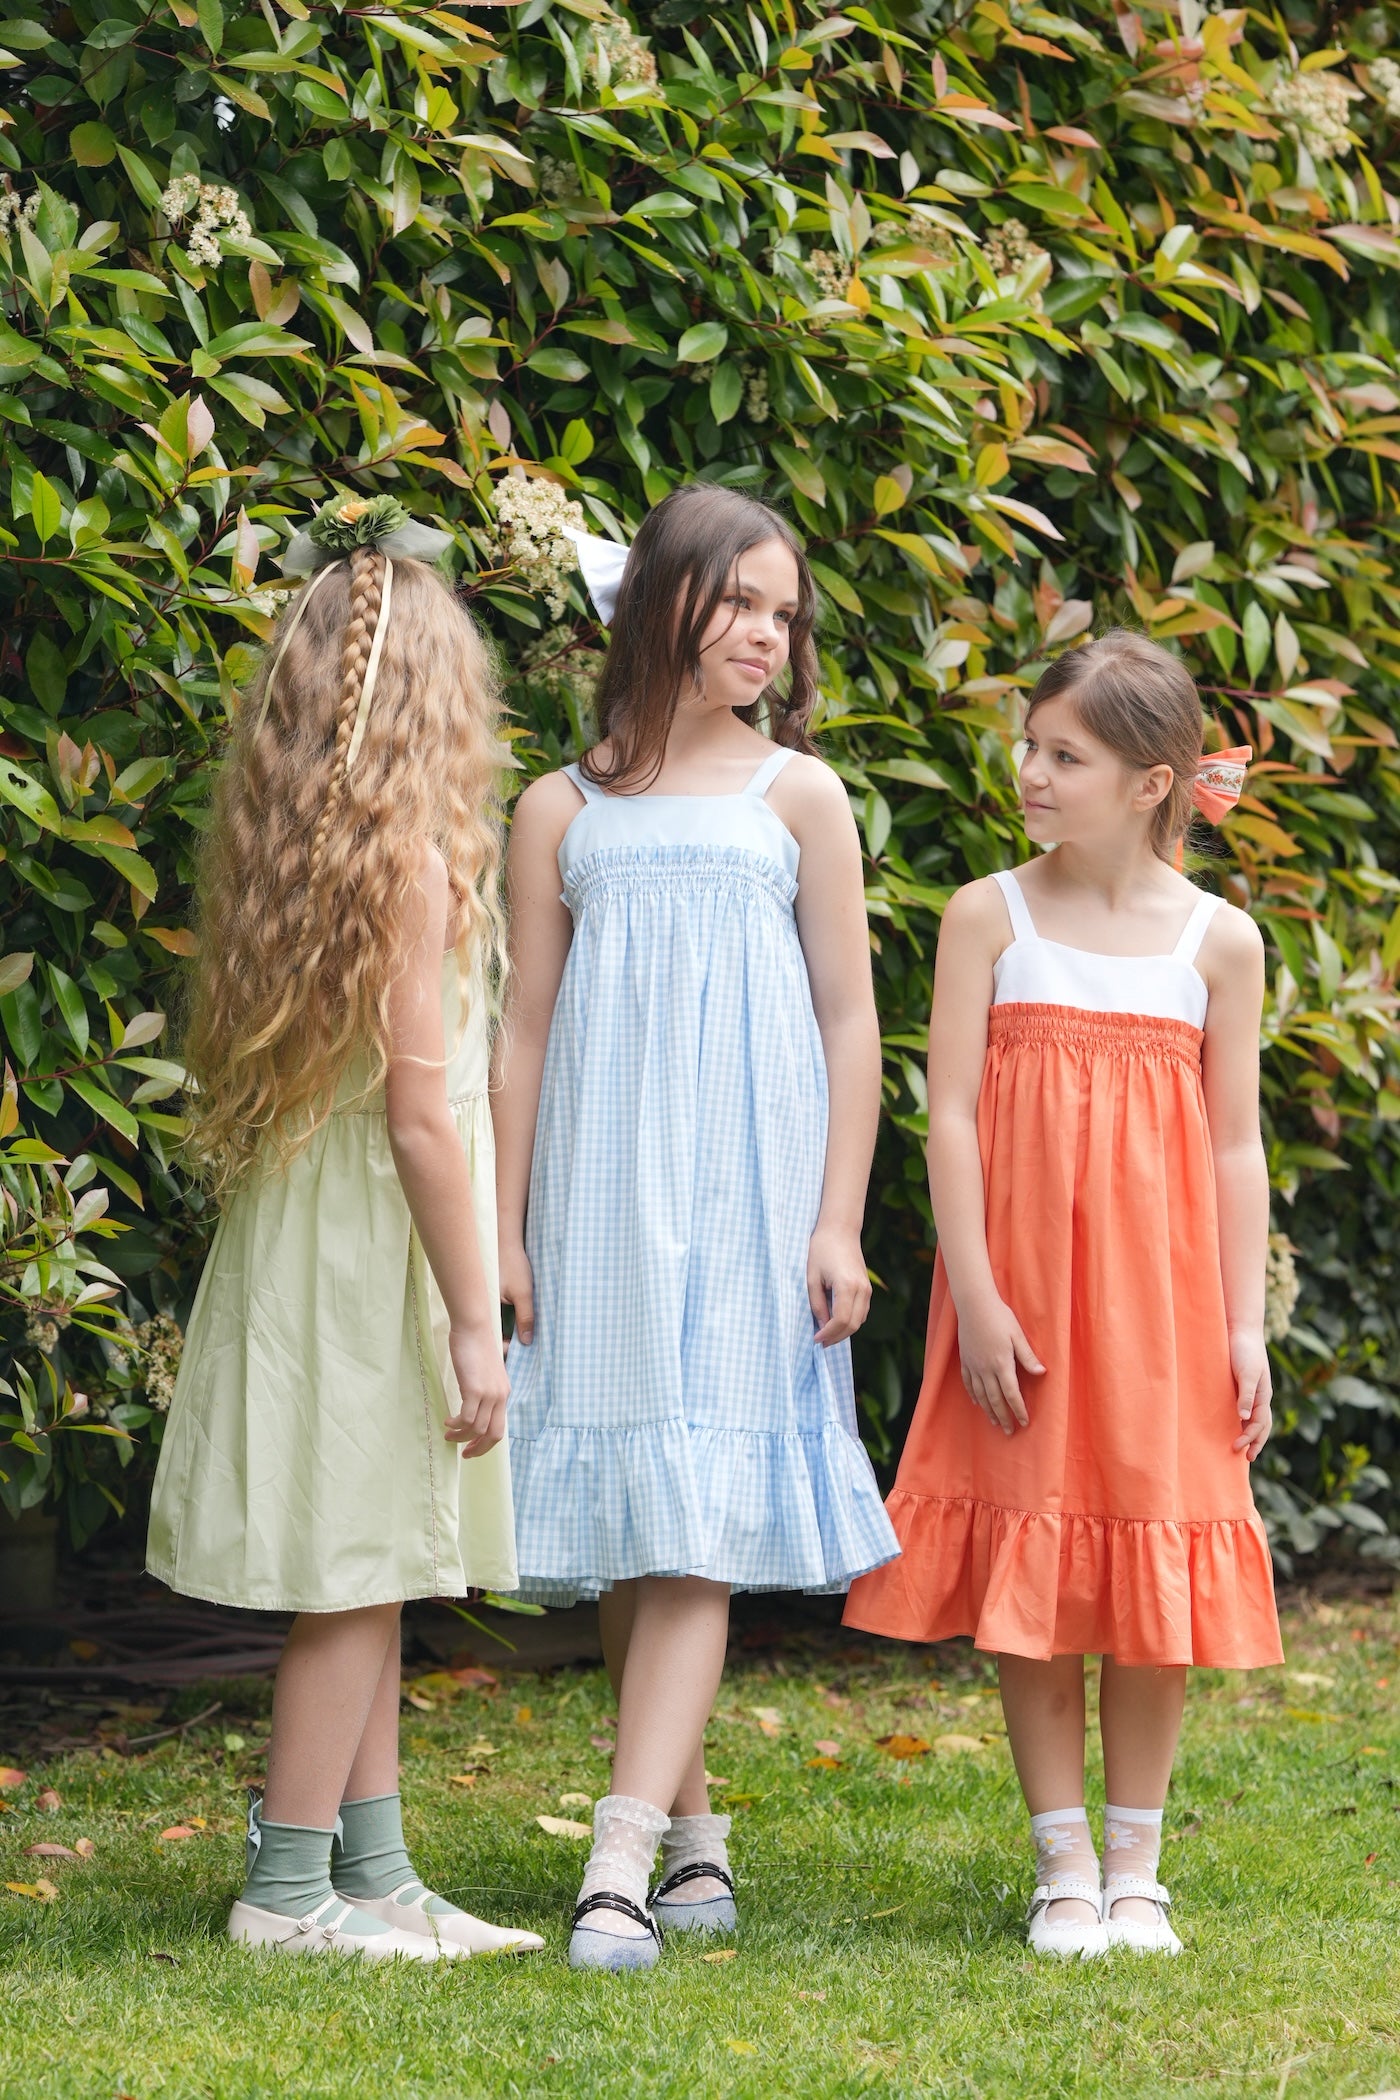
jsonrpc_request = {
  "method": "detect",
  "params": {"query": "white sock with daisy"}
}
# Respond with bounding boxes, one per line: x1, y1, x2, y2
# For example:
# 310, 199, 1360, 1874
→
1102, 1803, 1165, 1915
1029, 1805, 1100, 1917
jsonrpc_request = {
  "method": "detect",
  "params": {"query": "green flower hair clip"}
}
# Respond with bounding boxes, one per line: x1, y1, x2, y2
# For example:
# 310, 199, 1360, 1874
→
280, 493, 454, 576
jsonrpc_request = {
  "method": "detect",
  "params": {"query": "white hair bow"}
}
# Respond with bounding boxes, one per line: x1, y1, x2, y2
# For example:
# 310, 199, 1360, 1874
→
564, 526, 631, 624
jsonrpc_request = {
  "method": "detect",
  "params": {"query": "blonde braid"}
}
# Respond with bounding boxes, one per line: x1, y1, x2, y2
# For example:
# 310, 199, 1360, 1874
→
304, 544, 384, 899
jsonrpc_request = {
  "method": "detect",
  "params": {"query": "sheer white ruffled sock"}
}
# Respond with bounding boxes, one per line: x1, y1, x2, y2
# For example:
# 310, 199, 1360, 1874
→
576, 1795, 669, 1938
1103, 1803, 1165, 1920
658, 1811, 731, 1902
1029, 1805, 1100, 1923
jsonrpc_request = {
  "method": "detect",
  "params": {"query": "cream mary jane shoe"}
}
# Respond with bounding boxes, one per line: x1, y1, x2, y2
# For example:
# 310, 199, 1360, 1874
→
337, 1880, 544, 1956
1104, 1875, 1183, 1955
1026, 1877, 1110, 1961
228, 1891, 451, 1960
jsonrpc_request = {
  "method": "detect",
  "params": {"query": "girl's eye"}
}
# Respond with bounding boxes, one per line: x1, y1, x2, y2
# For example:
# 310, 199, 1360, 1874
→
1055, 749, 1078, 765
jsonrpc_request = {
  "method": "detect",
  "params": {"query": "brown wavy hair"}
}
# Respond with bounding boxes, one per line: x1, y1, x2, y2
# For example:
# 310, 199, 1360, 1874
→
584, 483, 819, 792
183, 547, 505, 1195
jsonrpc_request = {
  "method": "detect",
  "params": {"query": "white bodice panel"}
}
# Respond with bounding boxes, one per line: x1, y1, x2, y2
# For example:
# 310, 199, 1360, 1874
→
989, 869, 1218, 1028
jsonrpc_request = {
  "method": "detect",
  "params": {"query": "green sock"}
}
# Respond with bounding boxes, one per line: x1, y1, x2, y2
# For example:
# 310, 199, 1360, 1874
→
333, 1792, 461, 1918
242, 1804, 390, 1938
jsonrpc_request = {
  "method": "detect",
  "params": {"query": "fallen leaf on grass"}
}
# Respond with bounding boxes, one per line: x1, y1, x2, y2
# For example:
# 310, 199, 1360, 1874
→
535, 1815, 591, 1839
933, 1734, 985, 1756
159, 1825, 199, 1841
5, 1879, 57, 1902
1287, 1670, 1336, 1690
514, 1705, 533, 1726
589, 1736, 614, 1753
404, 1691, 434, 1712
74, 1839, 95, 1860
806, 1756, 843, 1771
868, 1904, 906, 1918
559, 1793, 592, 1809
448, 1774, 477, 1788
704, 1771, 729, 1787
813, 1739, 841, 1757
1285, 1707, 1347, 1724
749, 1706, 783, 1737
448, 1666, 498, 1691
726, 2039, 756, 2056
1360, 1746, 1384, 1755
222, 1733, 246, 1754
33, 1788, 61, 1813
874, 1734, 930, 1759
702, 1947, 737, 1963
1167, 1814, 1204, 1842
151, 1950, 180, 1964
0, 1767, 27, 1790
796, 1989, 827, 2002
1364, 1852, 1379, 1867
468, 1740, 499, 1758
23, 1844, 79, 1862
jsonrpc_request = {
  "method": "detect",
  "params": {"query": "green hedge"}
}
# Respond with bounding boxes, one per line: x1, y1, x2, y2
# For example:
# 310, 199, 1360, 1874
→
1, 0, 1397, 1569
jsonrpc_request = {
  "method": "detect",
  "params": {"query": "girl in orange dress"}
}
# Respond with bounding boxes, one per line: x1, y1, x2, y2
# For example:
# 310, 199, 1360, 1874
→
844, 630, 1281, 1960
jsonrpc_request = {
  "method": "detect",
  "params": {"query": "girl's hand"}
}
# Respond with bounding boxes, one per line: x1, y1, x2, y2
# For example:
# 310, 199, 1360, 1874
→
445, 1321, 510, 1459
956, 1293, 1044, 1435
1230, 1328, 1273, 1459
807, 1223, 872, 1345
499, 1240, 536, 1347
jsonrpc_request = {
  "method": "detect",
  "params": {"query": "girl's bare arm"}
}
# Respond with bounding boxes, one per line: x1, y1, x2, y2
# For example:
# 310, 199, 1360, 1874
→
1201, 906, 1272, 1458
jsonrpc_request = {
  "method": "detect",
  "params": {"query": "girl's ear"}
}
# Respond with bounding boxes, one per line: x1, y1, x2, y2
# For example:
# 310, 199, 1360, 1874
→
1135, 762, 1173, 813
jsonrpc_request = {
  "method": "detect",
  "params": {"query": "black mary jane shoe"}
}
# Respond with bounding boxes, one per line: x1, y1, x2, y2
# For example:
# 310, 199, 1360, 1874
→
651, 1859, 738, 1934
568, 1890, 664, 1972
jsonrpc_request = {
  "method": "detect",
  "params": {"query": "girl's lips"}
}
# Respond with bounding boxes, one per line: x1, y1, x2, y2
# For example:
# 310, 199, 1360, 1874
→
732, 659, 771, 678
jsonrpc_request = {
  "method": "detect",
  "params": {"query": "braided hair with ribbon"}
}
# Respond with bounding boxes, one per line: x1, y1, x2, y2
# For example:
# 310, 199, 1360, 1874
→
182, 496, 507, 1195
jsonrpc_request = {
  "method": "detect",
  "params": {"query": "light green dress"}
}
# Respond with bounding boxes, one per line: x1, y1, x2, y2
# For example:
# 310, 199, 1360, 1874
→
147, 955, 517, 1612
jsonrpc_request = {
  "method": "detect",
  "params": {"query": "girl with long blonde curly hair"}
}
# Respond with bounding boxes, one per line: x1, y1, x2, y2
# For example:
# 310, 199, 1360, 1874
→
147, 498, 542, 1965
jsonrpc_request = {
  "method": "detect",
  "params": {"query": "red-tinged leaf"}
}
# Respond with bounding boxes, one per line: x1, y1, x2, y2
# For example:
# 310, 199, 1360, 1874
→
448, 1773, 477, 1788
1044, 125, 1101, 148
1364, 1852, 1379, 1867
448, 1666, 498, 1690
0, 1768, 27, 1790
24, 1844, 78, 1861
159, 1824, 198, 1840
874, 1733, 931, 1759
74, 1838, 95, 1860
813, 1739, 841, 1756
590, 1736, 614, 1752
34, 1788, 61, 1813
142, 928, 196, 956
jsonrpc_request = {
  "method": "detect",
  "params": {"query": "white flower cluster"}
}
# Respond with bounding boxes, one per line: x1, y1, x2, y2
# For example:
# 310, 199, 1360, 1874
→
1268, 66, 1353, 160
24, 1308, 65, 1354
522, 624, 603, 708
983, 216, 1050, 280
0, 188, 38, 237
1264, 1232, 1300, 1344
590, 14, 658, 89
491, 475, 587, 618
135, 1311, 184, 1413
159, 174, 252, 269
740, 357, 770, 423
807, 247, 852, 301
534, 153, 581, 202
872, 204, 954, 259
1369, 55, 1400, 121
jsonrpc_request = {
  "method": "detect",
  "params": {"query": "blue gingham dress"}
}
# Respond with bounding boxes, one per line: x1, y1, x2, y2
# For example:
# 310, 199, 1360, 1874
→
506, 746, 899, 1605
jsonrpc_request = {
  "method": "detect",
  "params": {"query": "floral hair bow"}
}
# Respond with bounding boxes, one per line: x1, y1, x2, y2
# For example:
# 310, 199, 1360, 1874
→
1192, 746, 1251, 824
563, 524, 632, 623
256, 496, 453, 767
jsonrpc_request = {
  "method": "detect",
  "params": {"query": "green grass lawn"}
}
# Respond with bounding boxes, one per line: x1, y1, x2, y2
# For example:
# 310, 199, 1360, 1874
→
2, 1591, 1398, 2100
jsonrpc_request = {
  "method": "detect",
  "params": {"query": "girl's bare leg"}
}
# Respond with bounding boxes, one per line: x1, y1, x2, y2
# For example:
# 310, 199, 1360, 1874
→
263, 1603, 401, 1827
341, 1611, 404, 1804
598, 1579, 715, 1817
1099, 1657, 1187, 1926
997, 1652, 1098, 1927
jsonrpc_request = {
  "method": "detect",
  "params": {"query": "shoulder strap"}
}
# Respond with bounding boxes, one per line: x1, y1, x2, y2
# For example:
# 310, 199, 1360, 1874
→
990, 868, 1038, 943
1172, 891, 1220, 966
744, 746, 795, 799
564, 760, 605, 803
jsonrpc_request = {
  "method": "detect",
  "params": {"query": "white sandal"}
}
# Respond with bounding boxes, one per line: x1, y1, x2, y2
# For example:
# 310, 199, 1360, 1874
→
1027, 1876, 1110, 1961
1104, 1874, 1183, 1955
227, 1890, 450, 1960
338, 1879, 544, 1956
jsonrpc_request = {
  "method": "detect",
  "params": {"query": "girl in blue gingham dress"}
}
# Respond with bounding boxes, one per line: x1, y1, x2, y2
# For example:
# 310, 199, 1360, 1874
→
494, 486, 897, 1969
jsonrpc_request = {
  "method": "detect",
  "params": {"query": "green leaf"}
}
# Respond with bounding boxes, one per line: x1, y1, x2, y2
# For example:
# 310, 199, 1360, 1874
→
710, 362, 743, 425
770, 442, 826, 506
26, 632, 66, 714
196, 0, 223, 55
526, 346, 588, 382
64, 1070, 140, 1143
70, 121, 117, 166
116, 144, 164, 212
0, 978, 42, 1068
46, 962, 89, 1058
0, 759, 61, 832
1243, 601, 1270, 682
29, 471, 60, 546
676, 322, 729, 363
